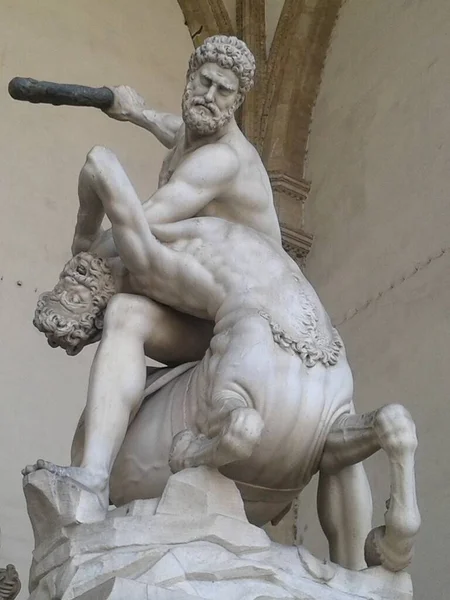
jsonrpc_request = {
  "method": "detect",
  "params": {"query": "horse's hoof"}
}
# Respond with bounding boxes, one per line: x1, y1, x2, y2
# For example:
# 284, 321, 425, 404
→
364, 526, 414, 572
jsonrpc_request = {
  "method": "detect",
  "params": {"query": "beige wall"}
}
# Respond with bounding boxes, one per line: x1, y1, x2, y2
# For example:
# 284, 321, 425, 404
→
0, 1, 192, 594
304, 1, 450, 597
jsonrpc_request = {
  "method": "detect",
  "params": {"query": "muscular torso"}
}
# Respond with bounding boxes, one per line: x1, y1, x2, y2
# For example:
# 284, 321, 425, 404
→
158, 124, 281, 245
128, 217, 308, 330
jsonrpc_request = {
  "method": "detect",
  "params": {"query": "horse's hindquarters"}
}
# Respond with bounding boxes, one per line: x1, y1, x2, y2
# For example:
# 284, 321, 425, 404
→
219, 351, 354, 493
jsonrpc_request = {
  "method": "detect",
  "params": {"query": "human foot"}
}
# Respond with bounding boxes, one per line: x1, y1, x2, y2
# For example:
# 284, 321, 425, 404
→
22, 459, 110, 516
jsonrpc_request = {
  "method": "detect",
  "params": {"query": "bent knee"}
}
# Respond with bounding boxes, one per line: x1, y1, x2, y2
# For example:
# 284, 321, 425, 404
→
376, 404, 417, 454
86, 145, 116, 166
83, 146, 119, 180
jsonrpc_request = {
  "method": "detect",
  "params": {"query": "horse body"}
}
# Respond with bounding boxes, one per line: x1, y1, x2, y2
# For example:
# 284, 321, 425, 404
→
109, 307, 354, 524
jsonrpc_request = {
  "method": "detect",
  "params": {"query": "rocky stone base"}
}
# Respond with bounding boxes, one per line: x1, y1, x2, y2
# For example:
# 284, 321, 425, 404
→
23, 467, 413, 600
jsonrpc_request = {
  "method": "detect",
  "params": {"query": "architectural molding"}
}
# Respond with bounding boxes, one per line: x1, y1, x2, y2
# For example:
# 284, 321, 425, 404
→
176, 0, 234, 47
281, 224, 313, 267
260, 0, 303, 148
270, 172, 311, 251
269, 171, 310, 204
262, 0, 343, 177
236, 0, 267, 149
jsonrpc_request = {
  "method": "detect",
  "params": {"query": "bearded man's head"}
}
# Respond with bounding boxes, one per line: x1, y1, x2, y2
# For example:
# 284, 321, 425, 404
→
182, 35, 255, 135
33, 253, 116, 356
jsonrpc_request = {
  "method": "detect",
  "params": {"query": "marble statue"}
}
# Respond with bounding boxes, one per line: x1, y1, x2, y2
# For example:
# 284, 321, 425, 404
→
72, 35, 281, 258
17, 35, 420, 599
21, 35, 378, 571
26, 141, 420, 573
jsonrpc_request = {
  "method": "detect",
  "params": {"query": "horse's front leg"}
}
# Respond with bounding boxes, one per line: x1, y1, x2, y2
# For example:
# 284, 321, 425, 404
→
319, 404, 421, 572
317, 462, 372, 571
169, 396, 264, 472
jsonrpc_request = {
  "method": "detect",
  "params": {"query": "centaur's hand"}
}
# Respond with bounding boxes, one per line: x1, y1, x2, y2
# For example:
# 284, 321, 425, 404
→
103, 85, 146, 122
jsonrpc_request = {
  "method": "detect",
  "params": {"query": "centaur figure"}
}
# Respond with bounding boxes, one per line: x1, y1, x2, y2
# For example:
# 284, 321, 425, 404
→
25, 146, 420, 573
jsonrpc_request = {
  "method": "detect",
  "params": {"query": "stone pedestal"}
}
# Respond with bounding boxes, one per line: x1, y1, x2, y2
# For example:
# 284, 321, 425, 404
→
23, 467, 413, 600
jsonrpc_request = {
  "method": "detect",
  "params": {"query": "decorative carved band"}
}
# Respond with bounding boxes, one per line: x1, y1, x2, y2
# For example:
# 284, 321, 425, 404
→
269, 171, 310, 204
270, 172, 313, 265
281, 225, 313, 267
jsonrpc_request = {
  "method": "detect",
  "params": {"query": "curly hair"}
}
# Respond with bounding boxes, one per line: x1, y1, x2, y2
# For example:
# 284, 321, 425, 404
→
33, 252, 116, 356
187, 35, 255, 95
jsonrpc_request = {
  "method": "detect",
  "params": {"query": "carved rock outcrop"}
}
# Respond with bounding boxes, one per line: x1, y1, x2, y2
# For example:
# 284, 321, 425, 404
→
24, 467, 412, 600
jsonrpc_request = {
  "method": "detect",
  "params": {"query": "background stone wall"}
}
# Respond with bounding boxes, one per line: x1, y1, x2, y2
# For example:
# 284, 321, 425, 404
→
303, 1, 450, 598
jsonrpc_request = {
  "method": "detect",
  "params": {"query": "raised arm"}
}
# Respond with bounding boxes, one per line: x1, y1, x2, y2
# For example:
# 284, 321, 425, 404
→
104, 86, 182, 149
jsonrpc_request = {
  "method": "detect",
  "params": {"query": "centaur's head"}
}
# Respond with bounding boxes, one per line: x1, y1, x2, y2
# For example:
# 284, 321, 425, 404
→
182, 35, 255, 135
34, 252, 116, 355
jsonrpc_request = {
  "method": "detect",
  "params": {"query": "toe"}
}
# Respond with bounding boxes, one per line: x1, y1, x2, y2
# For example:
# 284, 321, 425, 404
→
36, 459, 57, 472
22, 463, 38, 475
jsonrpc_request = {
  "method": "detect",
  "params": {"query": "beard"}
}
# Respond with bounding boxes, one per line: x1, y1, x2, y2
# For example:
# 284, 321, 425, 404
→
182, 82, 238, 135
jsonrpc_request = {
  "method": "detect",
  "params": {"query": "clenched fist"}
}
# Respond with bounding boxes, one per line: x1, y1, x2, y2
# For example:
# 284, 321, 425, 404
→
104, 85, 146, 122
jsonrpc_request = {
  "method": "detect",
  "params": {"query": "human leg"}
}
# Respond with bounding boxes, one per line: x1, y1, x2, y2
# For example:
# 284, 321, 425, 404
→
23, 294, 213, 513
317, 464, 372, 570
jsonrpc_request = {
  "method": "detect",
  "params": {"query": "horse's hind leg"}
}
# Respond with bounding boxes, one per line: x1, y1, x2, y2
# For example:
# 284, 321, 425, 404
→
319, 404, 421, 572
169, 399, 264, 472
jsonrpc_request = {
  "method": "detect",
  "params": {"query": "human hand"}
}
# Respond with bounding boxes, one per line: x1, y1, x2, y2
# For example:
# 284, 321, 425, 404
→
103, 85, 146, 122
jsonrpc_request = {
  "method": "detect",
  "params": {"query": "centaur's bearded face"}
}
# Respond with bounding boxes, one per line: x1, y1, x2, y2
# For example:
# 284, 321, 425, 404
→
33, 253, 116, 355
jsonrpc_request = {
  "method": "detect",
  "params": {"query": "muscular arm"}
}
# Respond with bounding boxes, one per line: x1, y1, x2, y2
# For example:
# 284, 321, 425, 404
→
129, 109, 182, 149
142, 143, 239, 223
89, 143, 239, 257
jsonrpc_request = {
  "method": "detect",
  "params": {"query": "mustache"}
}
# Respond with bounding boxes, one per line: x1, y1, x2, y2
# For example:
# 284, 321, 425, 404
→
190, 97, 221, 117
